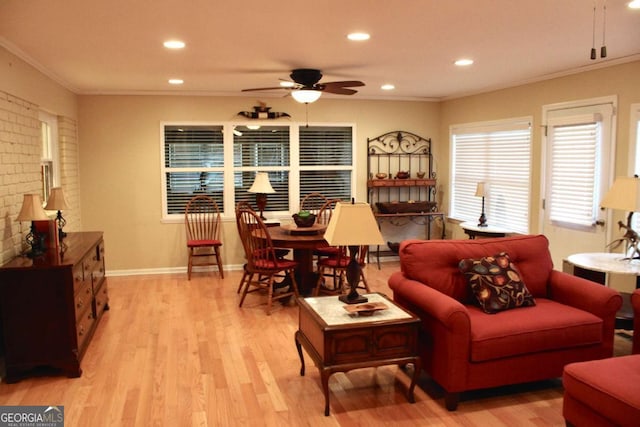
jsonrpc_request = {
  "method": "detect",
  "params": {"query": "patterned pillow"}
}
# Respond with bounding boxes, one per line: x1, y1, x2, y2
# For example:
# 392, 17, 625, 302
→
458, 252, 536, 314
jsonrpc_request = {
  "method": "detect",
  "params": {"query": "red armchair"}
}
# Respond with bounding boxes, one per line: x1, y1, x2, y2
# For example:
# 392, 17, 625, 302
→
633, 289, 640, 354
389, 234, 622, 410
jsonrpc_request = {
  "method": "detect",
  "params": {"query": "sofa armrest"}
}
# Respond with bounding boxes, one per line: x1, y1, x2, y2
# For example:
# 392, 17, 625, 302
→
389, 271, 472, 391
548, 270, 622, 357
548, 270, 622, 318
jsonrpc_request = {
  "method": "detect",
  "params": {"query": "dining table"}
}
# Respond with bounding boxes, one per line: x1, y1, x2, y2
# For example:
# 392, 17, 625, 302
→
252, 223, 328, 295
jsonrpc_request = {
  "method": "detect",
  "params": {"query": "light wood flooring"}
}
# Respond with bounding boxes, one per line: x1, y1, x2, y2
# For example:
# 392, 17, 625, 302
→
0, 262, 632, 426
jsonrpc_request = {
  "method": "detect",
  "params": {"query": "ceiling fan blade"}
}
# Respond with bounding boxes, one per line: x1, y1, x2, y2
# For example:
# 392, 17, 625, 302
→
322, 80, 365, 89
321, 86, 358, 95
241, 86, 288, 92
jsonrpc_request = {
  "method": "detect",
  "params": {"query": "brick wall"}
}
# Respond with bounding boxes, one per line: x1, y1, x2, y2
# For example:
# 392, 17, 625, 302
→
58, 116, 81, 233
0, 91, 42, 263
0, 90, 81, 264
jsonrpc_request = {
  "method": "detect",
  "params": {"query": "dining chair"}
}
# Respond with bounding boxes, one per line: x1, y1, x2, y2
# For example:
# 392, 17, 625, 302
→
314, 198, 342, 262
185, 195, 224, 280
237, 208, 300, 315
313, 245, 371, 296
300, 192, 328, 214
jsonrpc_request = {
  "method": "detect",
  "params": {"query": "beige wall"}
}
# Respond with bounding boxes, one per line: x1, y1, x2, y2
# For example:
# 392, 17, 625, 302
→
0, 47, 77, 119
77, 95, 440, 272
438, 60, 640, 239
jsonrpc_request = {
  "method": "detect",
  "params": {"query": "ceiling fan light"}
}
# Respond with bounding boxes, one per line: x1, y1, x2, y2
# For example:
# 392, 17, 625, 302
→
291, 89, 321, 104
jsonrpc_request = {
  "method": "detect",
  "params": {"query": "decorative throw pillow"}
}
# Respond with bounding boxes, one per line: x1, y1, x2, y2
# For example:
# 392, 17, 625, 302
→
458, 252, 536, 314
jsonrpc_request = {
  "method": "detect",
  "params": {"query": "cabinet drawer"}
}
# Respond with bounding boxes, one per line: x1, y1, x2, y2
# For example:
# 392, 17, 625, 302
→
72, 262, 87, 294
74, 281, 93, 323
94, 281, 109, 318
76, 308, 95, 351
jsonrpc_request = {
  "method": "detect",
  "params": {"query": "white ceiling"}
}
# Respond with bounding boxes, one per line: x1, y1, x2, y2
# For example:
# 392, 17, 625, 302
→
1, 0, 639, 101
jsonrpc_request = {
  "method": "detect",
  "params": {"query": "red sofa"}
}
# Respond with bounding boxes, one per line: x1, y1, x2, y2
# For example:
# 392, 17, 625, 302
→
562, 288, 640, 426
388, 234, 622, 410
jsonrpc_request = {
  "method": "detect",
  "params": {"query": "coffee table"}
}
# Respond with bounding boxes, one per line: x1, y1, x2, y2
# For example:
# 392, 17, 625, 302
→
295, 292, 421, 416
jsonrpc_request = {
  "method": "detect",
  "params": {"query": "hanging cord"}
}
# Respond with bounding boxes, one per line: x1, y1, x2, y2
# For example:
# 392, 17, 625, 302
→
305, 103, 309, 127
591, 1, 597, 60
601, 0, 607, 58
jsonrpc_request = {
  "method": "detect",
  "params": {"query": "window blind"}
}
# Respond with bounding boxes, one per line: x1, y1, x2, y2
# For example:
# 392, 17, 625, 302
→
548, 121, 600, 227
163, 125, 224, 214
299, 126, 353, 201
233, 126, 290, 211
451, 120, 531, 233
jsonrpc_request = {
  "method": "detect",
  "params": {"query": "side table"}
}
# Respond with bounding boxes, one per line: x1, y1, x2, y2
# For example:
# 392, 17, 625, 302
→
460, 221, 512, 239
563, 252, 640, 329
295, 292, 421, 416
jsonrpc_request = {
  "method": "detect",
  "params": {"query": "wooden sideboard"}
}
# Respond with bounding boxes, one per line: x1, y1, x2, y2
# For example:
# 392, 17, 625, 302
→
0, 231, 109, 383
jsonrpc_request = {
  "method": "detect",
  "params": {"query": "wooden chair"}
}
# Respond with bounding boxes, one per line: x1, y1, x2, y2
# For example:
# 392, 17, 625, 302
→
314, 245, 371, 296
185, 195, 223, 280
237, 208, 300, 315
314, 198, 342, 262
300, 192, 328, 214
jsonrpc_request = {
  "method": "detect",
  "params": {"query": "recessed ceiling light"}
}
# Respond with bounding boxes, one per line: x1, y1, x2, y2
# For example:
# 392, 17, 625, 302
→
163, 40, 185, 49
347, 32, 370, 41
455, 58, 474, 66
629, 0, 640, 9
168, 79, 184, 85
381, 84, 395, 90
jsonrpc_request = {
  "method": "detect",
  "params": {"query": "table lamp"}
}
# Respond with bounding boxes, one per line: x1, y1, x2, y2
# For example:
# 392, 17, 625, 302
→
324, 200, 385, 304
475, 182, 488, 227
16, 194, 50, 258
600, 175, 640, 259
45, 187, 70, 241
248, 172, 275, 220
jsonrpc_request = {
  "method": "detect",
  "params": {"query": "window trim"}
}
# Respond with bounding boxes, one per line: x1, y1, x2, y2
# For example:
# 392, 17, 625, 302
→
160, 121, 357, 223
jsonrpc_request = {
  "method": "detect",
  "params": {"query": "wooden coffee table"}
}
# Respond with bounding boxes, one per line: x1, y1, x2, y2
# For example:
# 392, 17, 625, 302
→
295, 292, 421, 416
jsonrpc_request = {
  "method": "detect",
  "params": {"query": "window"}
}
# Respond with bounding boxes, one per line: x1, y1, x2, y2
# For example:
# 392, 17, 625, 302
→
299, 126, 353, 200
450, 118, 532, 233
545, 102, 614, 229
39, 111, 59, 204
161, 123, 354, 219
163, 125, 224, 214
547, 119, 601, 227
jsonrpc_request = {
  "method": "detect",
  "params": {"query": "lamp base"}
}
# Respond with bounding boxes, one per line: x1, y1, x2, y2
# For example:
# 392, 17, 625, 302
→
339, 246, 369, 304
339, 293, 368, 305
478, 213, 487, 227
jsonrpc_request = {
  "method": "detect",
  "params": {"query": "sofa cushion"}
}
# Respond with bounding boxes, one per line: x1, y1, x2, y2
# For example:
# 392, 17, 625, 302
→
399, 235, 554, 303
468, 298, 603, 362
459, 252, 536, 314
563, 355, 640, 426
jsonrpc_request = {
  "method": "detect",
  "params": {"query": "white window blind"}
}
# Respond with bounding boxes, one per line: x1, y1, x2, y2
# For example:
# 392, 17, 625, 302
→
450, 119, 531, 233
233, 125, 290, 211
163, 125, 224, 214
548, 119, 601, 227
299, 126, 353, 200
161, 123, 355, 218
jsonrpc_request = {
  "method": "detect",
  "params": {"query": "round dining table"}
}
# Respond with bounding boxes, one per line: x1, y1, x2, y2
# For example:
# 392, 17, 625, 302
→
253, 224, 328, 295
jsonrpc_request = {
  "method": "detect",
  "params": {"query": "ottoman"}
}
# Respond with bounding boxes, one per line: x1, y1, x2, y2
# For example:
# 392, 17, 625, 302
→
563, 354, 640, 427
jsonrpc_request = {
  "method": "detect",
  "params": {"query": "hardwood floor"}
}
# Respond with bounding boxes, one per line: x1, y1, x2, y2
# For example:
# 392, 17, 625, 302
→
0, 262, 632, 426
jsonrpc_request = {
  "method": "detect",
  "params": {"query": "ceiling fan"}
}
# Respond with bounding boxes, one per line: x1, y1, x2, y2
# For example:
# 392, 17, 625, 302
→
242, 68, 365, 103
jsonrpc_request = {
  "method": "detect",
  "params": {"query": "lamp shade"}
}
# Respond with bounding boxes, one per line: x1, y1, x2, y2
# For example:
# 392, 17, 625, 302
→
16, 194, 49, 222
601, 176, 640, 212
291, 89, 322, 104
45, 187, 69, 211
324, 202, 385, 246
248, 172, 275, 194
474, 182, 488, 197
